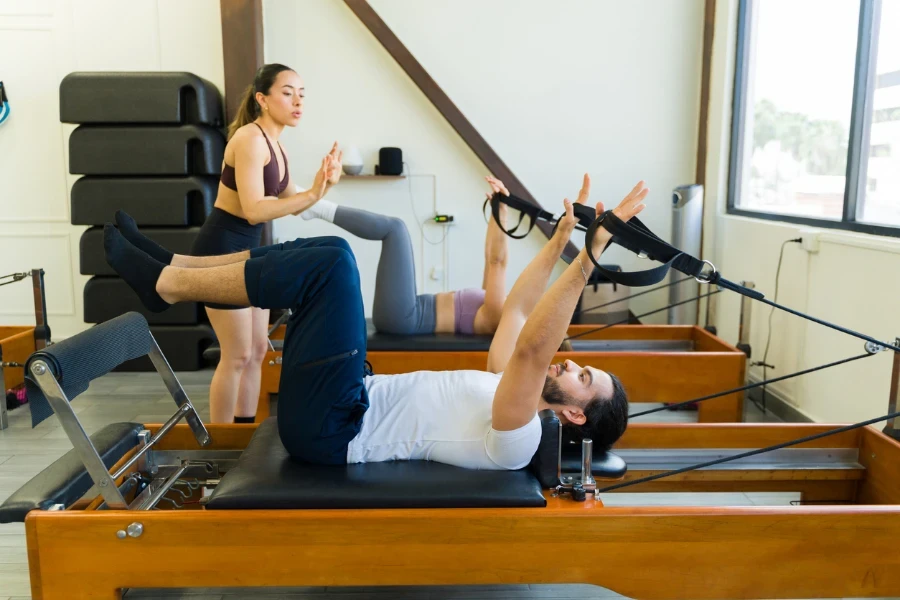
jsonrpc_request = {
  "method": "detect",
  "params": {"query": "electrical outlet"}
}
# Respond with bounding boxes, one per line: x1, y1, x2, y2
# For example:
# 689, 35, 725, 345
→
429, 267, 444, 281
799, 229, 820, 253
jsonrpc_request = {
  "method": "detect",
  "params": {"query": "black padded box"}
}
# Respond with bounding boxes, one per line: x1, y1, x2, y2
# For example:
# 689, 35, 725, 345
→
83, 277, 201, 325
71, 176, 217, 226
117, 324, 215, 372
60, 72, 223, 126
80, 226, 201, 276
69, 125, 225, 176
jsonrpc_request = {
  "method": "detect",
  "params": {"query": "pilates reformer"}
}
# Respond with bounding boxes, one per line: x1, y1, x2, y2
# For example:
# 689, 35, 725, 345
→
0, 268, 51, 430
2, 311, 900, 599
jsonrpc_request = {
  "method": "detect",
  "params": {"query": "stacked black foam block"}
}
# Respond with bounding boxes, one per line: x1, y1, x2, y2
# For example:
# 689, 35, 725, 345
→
61, 72, 224, 371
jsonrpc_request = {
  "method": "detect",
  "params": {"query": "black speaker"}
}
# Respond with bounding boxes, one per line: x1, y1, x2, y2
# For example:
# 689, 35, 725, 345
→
376, 147, 403, 176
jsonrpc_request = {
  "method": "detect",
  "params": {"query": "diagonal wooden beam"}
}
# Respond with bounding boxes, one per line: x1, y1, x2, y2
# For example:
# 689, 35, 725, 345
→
343, 0, 578, 260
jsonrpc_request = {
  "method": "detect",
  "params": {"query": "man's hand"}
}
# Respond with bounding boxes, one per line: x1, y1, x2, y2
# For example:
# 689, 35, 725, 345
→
552, 173, 592, 241
588, 180, 649, 261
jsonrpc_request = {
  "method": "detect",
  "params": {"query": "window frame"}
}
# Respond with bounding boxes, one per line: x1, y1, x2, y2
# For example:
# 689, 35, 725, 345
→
726, 0, 898, 238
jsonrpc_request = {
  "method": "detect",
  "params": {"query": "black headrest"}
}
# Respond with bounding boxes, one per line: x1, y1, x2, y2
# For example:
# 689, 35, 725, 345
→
529, 409, 561, 487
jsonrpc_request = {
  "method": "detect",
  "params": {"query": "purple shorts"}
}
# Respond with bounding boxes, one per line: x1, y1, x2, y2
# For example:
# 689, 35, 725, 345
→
453, 288, 486, 335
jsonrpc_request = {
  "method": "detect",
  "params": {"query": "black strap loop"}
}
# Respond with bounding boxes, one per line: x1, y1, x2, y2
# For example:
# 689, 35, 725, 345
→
584, 211, 708, 286
584, 211, 764, 300
486, 193, 596, 240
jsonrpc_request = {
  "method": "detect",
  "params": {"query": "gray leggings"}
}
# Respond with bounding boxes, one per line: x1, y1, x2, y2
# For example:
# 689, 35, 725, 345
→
333, 206, 436, 335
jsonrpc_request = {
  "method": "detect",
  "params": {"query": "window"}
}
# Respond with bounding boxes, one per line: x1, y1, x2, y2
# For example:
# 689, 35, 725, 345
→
728, 0, 900, 236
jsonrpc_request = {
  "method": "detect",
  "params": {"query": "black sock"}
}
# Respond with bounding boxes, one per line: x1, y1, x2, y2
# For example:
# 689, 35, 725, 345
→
104, 224, 170, 313
233, 416, 256, 423
115, 210, 174, 265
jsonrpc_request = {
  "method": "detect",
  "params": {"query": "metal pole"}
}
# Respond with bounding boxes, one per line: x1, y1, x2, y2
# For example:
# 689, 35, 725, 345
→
31, 269, 50, 350
737, 281, 755, 357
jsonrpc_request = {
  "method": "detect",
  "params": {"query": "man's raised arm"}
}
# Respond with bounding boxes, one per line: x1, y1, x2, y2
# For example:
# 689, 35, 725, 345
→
486, 175, 591, 373
491, 180, 649, 431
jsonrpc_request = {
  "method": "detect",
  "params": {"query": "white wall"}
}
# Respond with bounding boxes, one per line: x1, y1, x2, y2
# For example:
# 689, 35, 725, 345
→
263, 0, 705, 320
0, 0, 224, 339
703, 0, 900, 423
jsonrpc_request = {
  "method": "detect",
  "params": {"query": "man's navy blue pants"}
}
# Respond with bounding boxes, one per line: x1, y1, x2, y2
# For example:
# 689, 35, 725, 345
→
244, 236, 368, 465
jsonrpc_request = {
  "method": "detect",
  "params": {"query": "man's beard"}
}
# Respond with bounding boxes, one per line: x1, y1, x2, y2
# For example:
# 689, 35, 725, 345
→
542, 376, 570, 406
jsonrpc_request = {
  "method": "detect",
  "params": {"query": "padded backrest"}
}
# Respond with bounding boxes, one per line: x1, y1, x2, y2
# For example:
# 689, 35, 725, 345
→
529, 409, 561, 488
26, 312, 153, 427
60, 71, 223, 126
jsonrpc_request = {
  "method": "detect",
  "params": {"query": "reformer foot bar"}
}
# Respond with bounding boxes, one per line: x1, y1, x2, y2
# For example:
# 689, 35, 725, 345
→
3, 313, 900, 599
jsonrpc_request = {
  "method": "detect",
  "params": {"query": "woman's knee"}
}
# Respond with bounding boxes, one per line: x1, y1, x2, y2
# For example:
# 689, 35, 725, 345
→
386, 216, 408, 237
219, 349, 253, 371
249, 334, 270, 363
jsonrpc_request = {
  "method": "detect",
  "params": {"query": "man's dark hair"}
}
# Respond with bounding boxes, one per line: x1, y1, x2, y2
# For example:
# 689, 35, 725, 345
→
561, 373, 629, 451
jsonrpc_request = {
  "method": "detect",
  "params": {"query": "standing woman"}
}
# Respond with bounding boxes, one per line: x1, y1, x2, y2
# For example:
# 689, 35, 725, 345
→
190, 63, 340, 423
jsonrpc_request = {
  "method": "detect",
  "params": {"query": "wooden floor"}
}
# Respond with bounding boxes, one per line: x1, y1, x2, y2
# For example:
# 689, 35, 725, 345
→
0, 370, 886, 600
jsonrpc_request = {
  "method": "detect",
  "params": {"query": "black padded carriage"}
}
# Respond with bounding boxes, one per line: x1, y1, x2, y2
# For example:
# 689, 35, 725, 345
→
59, 72, 223, 126
68, 125, 225, 176
367, 329, 494, 351
71, 176, 217, 226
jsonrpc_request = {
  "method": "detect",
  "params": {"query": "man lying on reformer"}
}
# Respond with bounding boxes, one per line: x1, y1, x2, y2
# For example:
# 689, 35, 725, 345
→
103, 176, 648, 470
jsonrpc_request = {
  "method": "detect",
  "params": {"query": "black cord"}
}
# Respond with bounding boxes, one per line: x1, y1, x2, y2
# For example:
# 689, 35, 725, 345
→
597, 406, 900, 493
576, 275, 694, 315
564, 290, 723, 342
752, 238, 801, 413
0, 272, 29, 287
628, 351, 873, 418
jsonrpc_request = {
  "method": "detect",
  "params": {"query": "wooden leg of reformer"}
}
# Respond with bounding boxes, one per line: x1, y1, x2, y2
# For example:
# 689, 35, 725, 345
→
26, 517, 124, 600
797, 480, 859, 505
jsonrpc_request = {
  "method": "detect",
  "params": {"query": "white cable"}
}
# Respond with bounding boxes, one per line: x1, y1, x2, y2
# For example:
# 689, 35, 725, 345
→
404, 161, 448, 246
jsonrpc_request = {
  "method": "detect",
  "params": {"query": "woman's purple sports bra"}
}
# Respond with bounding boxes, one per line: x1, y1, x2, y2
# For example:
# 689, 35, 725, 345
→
220, 123, 290, 197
